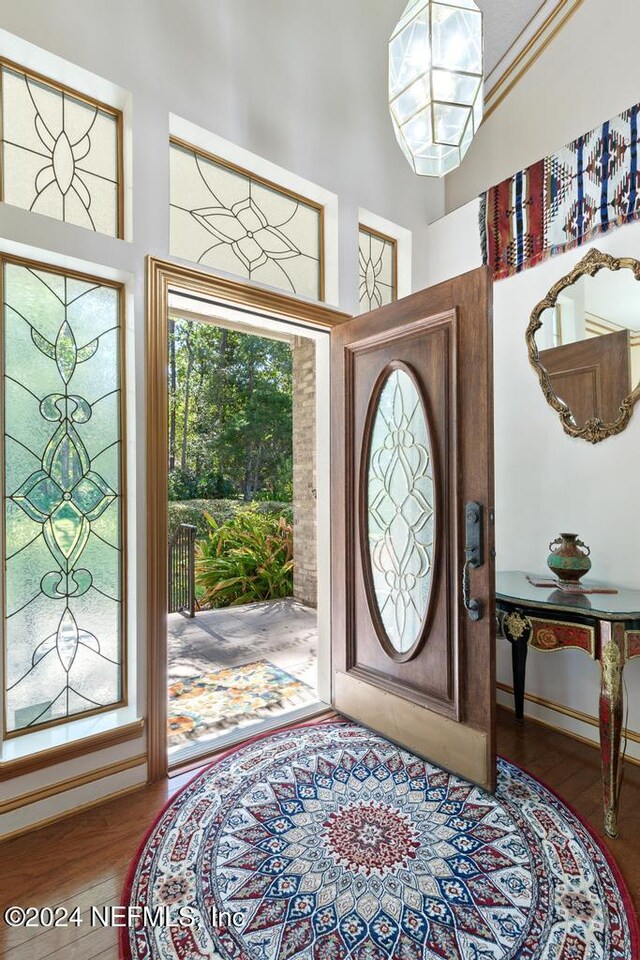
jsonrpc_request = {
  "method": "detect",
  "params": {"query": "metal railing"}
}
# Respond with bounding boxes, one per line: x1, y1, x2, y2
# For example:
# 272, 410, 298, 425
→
168, 523, 197, 617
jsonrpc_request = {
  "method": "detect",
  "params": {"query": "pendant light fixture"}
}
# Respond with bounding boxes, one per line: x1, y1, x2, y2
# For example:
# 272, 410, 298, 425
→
389, 0, 484, 177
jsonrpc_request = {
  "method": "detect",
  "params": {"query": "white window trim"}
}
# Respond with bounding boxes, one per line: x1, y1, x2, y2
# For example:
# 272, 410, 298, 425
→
169, 113, 339, 307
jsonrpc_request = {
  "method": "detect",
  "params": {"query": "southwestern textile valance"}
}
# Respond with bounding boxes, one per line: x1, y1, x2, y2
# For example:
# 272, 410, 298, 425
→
481, 102, 640, 280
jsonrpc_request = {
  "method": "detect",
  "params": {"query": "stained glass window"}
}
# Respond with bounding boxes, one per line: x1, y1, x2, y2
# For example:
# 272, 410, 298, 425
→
367, 369, 434, 654
3, 258, 125, 735
359, 226, 397, 314
0, 62, 122, 237
170, 139, 324, 300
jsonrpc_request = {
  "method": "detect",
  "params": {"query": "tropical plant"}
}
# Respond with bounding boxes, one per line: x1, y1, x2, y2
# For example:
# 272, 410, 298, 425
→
168, 499, 292, 539
195, 508, 293, 607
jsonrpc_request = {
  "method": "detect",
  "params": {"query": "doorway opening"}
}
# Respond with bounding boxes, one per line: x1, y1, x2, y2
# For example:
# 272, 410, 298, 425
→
166, 290, 331, 766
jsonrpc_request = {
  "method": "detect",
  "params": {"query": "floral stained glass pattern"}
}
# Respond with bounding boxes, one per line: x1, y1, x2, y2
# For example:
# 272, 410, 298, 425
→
170, 140, 323, 300
359, 226, 397, 313
0, 64, 121, 237
367, 369, 434, 654
3, 261, 124, 734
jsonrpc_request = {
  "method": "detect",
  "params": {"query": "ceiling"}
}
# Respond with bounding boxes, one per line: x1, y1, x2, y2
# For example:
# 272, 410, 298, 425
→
477, 0, 548, 76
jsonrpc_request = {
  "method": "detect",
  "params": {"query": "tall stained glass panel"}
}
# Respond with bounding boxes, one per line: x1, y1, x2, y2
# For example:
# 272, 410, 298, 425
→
359, 226, 397, 314
0, 63, 122, 237
3, 259, 125, 735
170, 139, 323, 300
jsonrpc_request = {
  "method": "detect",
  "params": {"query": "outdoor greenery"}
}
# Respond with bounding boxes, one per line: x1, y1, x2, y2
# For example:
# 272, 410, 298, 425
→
168, 499, 292, 540
195, 507, 294, 607
168, 319, 296, 608
168, 318, 293, 502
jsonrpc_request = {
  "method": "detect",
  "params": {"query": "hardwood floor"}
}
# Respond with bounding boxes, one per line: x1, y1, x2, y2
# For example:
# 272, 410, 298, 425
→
0, 767, 196, 960
0, 708, 638, 959
497, 706, 640, 906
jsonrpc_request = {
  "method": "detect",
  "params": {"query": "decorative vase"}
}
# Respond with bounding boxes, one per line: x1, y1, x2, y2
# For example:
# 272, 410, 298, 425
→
547, 533, 592, 583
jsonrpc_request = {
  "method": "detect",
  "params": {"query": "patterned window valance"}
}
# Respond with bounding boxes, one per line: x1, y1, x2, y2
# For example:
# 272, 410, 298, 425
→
481, 102, 640, 280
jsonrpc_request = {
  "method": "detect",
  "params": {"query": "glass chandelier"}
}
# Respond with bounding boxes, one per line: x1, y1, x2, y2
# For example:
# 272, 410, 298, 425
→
389, 0, 483, 177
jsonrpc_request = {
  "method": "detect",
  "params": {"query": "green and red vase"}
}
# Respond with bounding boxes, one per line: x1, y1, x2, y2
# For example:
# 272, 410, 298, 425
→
547, 533, 592, 583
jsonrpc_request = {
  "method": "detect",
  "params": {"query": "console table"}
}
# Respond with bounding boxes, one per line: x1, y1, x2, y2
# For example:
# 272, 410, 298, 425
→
496, 571, 640, 838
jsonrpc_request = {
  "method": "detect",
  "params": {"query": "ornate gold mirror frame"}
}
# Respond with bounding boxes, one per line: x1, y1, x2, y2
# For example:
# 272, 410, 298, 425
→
527, 248, 640, 443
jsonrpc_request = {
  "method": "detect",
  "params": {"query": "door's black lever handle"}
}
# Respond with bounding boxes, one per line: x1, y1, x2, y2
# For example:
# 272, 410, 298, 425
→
463, 501, 484, 622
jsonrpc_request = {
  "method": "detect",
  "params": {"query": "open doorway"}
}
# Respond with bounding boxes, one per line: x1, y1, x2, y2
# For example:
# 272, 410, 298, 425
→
165, 291, 330, 765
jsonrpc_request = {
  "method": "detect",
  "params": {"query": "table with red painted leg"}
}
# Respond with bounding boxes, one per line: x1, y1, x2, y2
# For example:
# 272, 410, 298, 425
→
496, 571, 640, 838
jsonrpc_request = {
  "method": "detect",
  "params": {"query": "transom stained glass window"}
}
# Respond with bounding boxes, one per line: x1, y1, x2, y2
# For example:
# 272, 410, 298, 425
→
3, 259, 125, 735
0, 62, 122, 237
170, 139, 324, 300
359, 226, 398, 314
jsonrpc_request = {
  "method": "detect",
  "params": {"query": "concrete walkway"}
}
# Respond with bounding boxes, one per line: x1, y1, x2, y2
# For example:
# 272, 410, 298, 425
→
168, 597, 317, 690
167, 598, 318, 754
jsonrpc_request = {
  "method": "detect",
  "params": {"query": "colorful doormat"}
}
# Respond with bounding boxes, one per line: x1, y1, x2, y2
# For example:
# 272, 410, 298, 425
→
123, 720, 637, 960
167, 660, 314, 748
481, 101, 640, 280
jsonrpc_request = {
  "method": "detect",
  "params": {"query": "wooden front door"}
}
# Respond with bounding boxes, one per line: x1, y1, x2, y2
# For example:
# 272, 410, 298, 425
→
331, 266, 496, 790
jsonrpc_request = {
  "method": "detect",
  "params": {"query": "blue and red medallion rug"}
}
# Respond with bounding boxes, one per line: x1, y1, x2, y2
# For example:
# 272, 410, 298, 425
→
122, 720, 638, 960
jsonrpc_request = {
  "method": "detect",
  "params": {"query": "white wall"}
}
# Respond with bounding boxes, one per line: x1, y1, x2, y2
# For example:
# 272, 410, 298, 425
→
0, 1, 443, 835
426, 200, 640, 762
445, 0, 640, 213
430, 0, 640, 760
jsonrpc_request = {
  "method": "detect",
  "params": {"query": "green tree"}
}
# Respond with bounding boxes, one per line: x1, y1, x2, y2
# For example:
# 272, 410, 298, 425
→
167, 318, 293, 502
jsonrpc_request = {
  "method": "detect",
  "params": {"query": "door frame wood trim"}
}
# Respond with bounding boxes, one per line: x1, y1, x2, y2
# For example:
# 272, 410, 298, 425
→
145, 257, 349, 782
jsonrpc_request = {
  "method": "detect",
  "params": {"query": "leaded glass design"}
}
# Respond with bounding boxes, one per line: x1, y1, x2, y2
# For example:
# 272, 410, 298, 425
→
389, 0, 483, 177
359, 226, 397, 314
170, 140, 323, 300
0, 63, 122, 237
367, 368, 434, 654
3, 260, 124, 735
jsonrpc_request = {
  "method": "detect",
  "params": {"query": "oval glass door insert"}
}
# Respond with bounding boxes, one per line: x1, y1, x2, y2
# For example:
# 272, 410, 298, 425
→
366, 367, 435, 654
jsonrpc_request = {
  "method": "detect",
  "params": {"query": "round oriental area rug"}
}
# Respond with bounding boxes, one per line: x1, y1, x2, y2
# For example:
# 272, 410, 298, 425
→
122, 721, 637, 960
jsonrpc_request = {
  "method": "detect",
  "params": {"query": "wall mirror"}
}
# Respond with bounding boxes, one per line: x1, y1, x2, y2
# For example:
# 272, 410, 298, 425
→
527, 248, 640, 442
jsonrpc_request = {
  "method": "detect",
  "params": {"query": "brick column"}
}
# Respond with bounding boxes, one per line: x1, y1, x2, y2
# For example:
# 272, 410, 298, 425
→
291, 337, 317, 607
